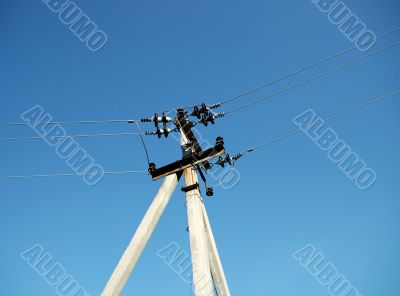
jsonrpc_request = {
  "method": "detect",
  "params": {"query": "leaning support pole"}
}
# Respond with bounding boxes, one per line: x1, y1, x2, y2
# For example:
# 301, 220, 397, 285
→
201, 203, 231, 296
101, 173, 180, 296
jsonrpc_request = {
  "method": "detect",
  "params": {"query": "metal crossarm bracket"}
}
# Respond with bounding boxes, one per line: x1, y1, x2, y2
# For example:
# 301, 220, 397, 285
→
149, 144, 225, 181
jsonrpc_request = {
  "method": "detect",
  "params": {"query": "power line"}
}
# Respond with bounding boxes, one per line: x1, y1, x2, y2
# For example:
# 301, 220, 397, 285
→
0, 119, 138, 126
220, 26, 400, 106
0, 107, 182, 127
0, 132, 143, 142
3, 91, 398, 181
3, 26, 399, 129
0, 170, 147, 180
240, 89, 400, 155
224, 41, 400, 115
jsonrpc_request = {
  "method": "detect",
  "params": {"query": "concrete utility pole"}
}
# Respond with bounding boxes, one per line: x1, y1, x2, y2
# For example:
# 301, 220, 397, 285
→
101, 107, 231, 296
101, 173, 181, 296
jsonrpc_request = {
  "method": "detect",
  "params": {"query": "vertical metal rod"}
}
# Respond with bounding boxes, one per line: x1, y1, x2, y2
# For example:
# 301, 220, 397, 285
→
101, 173, 180, 296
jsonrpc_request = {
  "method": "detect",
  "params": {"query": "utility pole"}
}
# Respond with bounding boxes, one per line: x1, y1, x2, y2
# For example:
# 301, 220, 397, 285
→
101, 104, 231, 296
101, 173, 181, 296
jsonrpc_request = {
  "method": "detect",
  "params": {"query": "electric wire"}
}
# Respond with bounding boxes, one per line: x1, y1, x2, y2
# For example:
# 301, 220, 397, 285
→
0, 132, 143, 142
135, 121, 151, 165
220, 26, 400, 106
0, 119, 139, 126
145, 26, 400, 114
2, 91, 398, 180
2, 32, 400, 179
0, 170, 147, 180
224, 41, 400, 115
3, 27, 399, 127
240, 89, 400, 156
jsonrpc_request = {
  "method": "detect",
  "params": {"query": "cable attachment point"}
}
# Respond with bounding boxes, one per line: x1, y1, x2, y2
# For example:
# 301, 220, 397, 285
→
216, 136, 225, 147
231, 153, 244, 162
191, 106, 201, 119
209, 102, 222, 110
145, 128, 174, 138
215, 151, 244, 167
201, 114, 209, 126
189, 102, 210, 119
141, 114, 172, 126
213, 112, 225, 119
216, 153, 233, 168
161, 113, 170, 127
153, 113, 159, 127
148, 162, 157, 175
199, 112, 222, 126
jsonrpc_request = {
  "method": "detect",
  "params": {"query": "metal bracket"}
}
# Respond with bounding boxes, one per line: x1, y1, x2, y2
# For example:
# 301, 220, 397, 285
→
181, 183, 200, 193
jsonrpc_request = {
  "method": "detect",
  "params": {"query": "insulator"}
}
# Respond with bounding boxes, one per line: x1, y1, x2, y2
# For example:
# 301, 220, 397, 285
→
145, 128, 173, 138
214, 112, 225, 119
156, 127, 162, 138
190, 103, 222, 118
161, 113, 172, 123
201, 103, 209, 115
201, 114, 208, 126
209, 102, 222, 109
215, 153, 235, 167
163, 128, 172, 138
216, 136, 224, 147
161, 113, 167, 126
207, 113, 215, 124
225, 154, 232, 166
232, 153, 243, 161
190, 106, 201, 119
141, 115, 172, 124
216, 156, 225, 168
153, 113, 159, 127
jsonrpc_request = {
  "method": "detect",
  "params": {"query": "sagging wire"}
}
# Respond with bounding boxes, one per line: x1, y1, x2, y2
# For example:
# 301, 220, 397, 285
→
223, 41, 400, 115
134, 121, 151, 166
232, 89, 400, 162
218, 25, 400, 106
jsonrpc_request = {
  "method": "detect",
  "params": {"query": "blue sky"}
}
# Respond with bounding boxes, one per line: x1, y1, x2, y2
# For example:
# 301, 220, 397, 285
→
1, 0, 399, 295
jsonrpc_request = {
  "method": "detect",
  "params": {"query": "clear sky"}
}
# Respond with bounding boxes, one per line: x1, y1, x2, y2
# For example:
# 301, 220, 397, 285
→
1, 0, 399, 295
